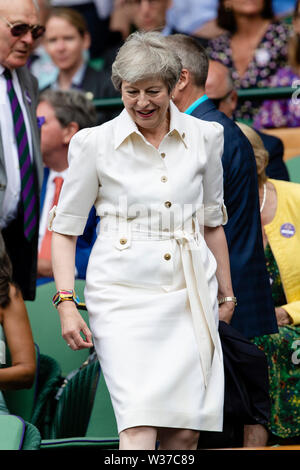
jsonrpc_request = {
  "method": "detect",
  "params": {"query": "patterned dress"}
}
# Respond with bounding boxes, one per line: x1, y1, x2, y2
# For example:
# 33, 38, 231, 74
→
253, 66, 300, 129
207, 21, 292, 122
253, 243, 300, 438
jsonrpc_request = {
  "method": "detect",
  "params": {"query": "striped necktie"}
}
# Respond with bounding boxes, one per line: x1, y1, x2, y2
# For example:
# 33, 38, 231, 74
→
4, 68, 37, 241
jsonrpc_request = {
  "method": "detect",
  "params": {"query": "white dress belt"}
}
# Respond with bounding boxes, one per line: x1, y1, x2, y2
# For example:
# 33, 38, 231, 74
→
101, 217, 222, 387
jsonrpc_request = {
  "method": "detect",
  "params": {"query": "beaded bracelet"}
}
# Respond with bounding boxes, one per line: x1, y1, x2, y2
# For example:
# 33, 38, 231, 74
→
52, 289, 80, 308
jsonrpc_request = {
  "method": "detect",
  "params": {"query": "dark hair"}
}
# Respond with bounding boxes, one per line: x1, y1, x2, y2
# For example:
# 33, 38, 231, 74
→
217, 0, 274, 33
0, 233, 13, 308
39, 89, 98, 129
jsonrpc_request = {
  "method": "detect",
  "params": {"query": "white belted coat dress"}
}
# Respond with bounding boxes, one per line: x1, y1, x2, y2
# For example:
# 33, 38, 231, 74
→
49, 101, 227, 433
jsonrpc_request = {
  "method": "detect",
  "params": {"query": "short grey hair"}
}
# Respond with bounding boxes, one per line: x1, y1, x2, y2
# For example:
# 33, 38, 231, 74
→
111, 31, 182, 93
39, 89, 97, 130
165, 34, 209, 88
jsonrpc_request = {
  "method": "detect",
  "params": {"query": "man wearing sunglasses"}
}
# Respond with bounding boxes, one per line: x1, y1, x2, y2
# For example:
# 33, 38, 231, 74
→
0, 0, 44, 301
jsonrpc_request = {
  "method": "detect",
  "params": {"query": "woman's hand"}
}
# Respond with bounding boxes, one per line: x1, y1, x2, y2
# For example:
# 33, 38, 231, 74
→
275, 307, 292, 327
219, 301, 235, 324
57, 301, 93, 350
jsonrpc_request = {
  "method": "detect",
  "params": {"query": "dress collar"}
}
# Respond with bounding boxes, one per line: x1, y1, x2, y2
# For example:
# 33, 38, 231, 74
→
114, 100, 188, 149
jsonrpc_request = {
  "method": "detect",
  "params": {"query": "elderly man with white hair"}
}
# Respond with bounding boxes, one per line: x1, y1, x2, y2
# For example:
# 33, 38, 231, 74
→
0, 0, 44, 300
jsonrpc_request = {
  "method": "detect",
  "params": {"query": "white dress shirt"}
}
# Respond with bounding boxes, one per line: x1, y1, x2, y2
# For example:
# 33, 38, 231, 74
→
0, 65, 34, 229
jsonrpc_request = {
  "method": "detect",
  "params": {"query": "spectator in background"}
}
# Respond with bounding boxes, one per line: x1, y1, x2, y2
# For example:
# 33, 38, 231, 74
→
42, 7, 120, 123
50, 0, 115, 57
37, 89, 99, 284
236, 122, 300, 442
205, 59, 290, 181
208, 0, 292, 122
104, 0, 173, 71
0, 233, 36, 415
164, 0, 224, 40
254, 0, 300, 129
0, 0, 44, 301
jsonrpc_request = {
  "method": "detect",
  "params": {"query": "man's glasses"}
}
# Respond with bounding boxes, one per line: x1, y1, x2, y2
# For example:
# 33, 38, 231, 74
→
0, 16, 45, 40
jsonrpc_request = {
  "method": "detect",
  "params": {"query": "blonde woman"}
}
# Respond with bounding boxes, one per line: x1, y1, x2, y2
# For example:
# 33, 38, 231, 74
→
237, 122, 300, 441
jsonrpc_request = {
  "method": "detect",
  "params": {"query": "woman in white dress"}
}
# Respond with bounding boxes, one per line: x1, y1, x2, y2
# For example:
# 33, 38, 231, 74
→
49, 31, 236, 450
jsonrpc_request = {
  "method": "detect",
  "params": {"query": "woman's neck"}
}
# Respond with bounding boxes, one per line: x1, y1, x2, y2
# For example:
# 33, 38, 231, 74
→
139, 111, 170, 149
233, 14, 270, 38
58, 59, 84, 90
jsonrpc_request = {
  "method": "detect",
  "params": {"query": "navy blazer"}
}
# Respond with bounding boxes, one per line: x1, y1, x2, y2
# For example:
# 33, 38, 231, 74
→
191, 99, 277, 338
38, 167, 98, 285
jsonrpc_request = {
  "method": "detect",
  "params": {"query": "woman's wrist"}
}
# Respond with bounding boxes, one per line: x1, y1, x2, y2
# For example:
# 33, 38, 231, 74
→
52, 289, 79, 309
218, 296, 237, 307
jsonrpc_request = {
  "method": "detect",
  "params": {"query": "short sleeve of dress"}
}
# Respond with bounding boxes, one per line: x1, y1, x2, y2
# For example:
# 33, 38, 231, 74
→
202, 121, 228, 227
49, 127, 100, 236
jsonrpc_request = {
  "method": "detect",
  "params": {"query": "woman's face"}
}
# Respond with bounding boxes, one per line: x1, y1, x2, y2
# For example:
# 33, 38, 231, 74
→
224, 0, 265, 16
121, 78, 171, 134
45, 16, 90, 72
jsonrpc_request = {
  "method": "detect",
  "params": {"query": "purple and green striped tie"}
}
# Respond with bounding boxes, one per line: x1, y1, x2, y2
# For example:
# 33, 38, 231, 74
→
4, 68, 37, 241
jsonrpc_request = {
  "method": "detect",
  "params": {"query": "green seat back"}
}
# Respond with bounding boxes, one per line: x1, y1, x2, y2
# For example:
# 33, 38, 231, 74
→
25, 280, 90, 376
286, 155, 300, 183
0, 415, 25, 450
86, 368, 118, 438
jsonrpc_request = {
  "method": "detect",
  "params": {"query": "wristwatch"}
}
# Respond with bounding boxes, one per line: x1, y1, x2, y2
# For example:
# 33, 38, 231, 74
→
218, 296, 237, 307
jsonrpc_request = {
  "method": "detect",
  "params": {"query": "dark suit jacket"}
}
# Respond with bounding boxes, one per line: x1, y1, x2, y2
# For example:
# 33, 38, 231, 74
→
257, 131, 290, 181
38, 167, 99, 285
1, 66, 43, 300
42, 64, 122, 125
191, 99, 277, 338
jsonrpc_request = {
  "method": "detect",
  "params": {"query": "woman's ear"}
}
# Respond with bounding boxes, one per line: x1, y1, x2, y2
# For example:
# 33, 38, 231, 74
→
62, 121, 79, 145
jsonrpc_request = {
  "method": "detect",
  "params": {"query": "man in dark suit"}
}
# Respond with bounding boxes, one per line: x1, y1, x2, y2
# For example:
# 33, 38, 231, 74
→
166, 33, 278, 447
0, 0, 44, 300
37, 89, 99, 285
205, 59, 290, 182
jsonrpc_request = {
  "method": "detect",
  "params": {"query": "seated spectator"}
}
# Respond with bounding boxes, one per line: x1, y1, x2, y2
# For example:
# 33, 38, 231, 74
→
37, 89, 99, 285
43, 7, 120, 123
207, 0, 292, 122
50, 0, 115, 58
104, 0, 173, 69
0, 234, 36, 414
205, 59, 290, 181
236, 122, 300, 442
254, 0, 300, 129
164, 0, 224, 39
